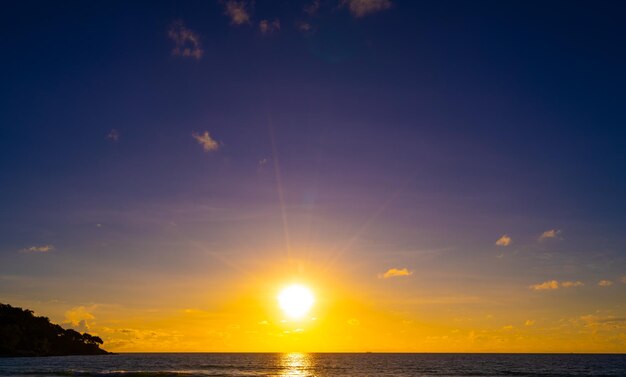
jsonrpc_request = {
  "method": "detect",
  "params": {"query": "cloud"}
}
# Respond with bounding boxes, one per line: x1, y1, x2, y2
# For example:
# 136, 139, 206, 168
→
524, 319, 535, 326
379, 267, 413, 279
64, 306, 96, 332
530, 280, 559, 290
21, 244, 54, 253
65, 306, 95, 325
223, 1, 251, 25
340, 0, 392, 17
598, 280, 613, 287
579, 314, 626, 330
168, 20, 203, 59
106, 129, 120, 142
257, 158, 268, 171
495, 235, 511, 246
192, 131, 220, 152
303, 0, 320, 15
296, 20, 315, 34
530, 280, 584, 290
259, 19, 280, 35
539, 229, 562, 241
561, 281, 584, 288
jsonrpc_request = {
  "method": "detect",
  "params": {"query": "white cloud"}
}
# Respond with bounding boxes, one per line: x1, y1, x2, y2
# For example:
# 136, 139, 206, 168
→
524, 319, 535, 326
192, 131, 220, 152
539, 229, 561, 241
224, 0, 251, 25
379, 267, 413, 279
340, 0, 392, 17
21, 244, 54, 253
495, 235, 511, 246
259, 19, 280, 35
598, 280, 613, 287
106, 129, 120, 142
168, 20, 203, 59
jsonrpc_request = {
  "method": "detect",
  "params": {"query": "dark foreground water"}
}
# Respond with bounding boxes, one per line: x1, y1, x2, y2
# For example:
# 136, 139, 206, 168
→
1, 353, 625, 377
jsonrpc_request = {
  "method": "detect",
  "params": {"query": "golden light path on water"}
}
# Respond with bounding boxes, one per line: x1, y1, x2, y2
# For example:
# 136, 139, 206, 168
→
280, 353, 311, 377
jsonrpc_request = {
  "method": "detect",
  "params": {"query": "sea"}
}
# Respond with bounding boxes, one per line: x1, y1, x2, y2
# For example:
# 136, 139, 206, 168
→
1, 353, 625, 376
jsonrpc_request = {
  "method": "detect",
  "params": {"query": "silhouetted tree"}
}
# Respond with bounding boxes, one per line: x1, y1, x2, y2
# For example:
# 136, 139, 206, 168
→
0, 303, 110, 357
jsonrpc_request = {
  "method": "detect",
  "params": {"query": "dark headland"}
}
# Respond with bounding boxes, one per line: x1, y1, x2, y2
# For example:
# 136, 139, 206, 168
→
0, 303, 110, 357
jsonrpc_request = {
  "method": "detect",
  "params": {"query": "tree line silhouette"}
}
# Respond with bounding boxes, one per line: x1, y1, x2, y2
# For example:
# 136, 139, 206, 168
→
0, 303, 110, 356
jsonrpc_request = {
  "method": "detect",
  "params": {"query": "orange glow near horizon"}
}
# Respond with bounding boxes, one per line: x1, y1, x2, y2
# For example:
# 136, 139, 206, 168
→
14, 255, 626, 354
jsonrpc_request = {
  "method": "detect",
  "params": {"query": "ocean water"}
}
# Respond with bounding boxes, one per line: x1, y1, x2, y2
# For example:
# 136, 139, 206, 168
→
1, 353, 625, 376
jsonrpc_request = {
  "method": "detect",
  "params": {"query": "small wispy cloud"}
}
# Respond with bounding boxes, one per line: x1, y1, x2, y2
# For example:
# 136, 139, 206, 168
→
561, 281, 584, 288
257, 158, 268, 173
340, 0, 392, 17
223, 0, 252, 25
524, 319, 535, 326
21, 245, 54, 253
530, 280, 584, 290
539, 229, 562, 241
192, 131, 220, 152
579, 314, 626, 330
379, 267, 413, 279
168, 20, 203, 59
296, 20, 315, 34
530, 280, 559, 290
598, 280, 613, 287
303, 0, 320, 16
106, 129, 120, 142
495, 235, 511, 246
259, 19, 280, 35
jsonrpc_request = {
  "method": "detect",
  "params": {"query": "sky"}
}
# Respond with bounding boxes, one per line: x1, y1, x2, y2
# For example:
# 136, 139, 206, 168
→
1, 0, 626, 352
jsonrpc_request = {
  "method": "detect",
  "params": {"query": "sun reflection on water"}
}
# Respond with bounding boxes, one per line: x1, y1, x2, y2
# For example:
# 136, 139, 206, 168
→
279, 352, 312, 377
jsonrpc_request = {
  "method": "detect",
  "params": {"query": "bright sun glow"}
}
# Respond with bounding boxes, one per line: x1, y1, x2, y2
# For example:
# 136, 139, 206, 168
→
278, 284, 315, 319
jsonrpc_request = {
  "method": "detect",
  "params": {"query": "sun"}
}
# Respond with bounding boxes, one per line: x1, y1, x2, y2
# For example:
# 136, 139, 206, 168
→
277, 284, 315, 319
